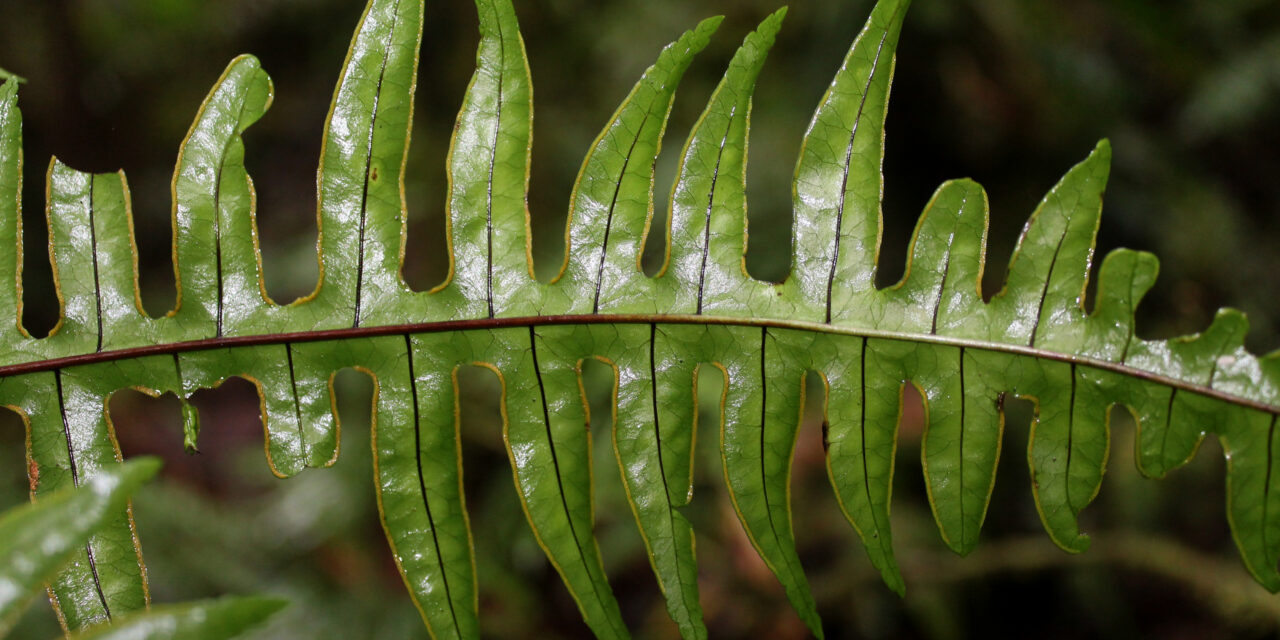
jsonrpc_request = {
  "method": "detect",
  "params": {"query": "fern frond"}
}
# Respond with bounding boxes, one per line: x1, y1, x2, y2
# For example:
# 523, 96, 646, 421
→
1, 0, 1278, 638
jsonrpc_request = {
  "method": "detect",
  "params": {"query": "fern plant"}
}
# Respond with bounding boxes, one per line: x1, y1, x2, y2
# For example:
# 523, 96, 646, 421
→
2, 0, 1278, 638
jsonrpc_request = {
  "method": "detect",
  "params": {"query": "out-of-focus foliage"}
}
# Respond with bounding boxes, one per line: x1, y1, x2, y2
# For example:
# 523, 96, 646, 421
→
1, 0, 1278, 638
0, 459, 159, 636
66, 596, 287, 640
0, 458, 285, 640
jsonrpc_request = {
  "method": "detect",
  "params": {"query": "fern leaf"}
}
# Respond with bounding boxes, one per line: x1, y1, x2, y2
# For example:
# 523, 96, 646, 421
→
2, 0, 1279, 638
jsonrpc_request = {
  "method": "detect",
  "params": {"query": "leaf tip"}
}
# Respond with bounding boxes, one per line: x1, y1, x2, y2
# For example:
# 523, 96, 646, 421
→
752, 7, 788, 45
940, 177, 986, 198
1085, 138, 1112, 172
0, 67, 25, 85
874, 562, 908, 597
1100, 247, 1160, 288
875, 0, 914, 27
1062, 533, 1092, 555
945, 536, 976, 558
242, 594, 290, 617
1238, 550, 1280, 593
229, 53, 263, 71
1204, 307, 1251, 345
696, 14, 726, 38
121, 457, 164, 486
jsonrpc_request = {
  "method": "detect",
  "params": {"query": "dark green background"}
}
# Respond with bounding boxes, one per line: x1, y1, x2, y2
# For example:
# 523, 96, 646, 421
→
1, 0, 1279, 637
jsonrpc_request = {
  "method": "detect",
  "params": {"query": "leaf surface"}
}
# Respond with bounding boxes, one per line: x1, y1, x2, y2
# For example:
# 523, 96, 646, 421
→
0, 459, 159, 636
67, 596, 286, 640
3, 0, 1280, 638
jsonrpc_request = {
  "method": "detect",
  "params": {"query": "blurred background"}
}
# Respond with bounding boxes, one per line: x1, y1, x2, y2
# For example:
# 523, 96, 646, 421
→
2, 0, 1280, 637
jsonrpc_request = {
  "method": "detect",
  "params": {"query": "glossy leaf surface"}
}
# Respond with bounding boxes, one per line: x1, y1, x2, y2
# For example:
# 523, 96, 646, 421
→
2, 0, 1280, 638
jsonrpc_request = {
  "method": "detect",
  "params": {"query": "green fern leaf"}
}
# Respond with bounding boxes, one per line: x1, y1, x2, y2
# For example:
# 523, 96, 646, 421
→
1, 0, 1278, 638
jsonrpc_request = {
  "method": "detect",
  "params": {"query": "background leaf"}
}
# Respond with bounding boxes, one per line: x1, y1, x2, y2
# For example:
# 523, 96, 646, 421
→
0, 458, 159, 637
68, 596, 286, 640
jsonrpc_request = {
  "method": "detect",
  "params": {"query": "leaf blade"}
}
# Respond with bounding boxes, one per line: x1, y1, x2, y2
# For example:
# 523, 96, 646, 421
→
0, 458, 160, 636
559, 16, 722, 316
68, 595, 287, 640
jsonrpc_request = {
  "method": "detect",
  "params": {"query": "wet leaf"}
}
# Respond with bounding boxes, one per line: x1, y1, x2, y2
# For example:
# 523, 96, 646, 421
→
2, 0, 1279, 637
